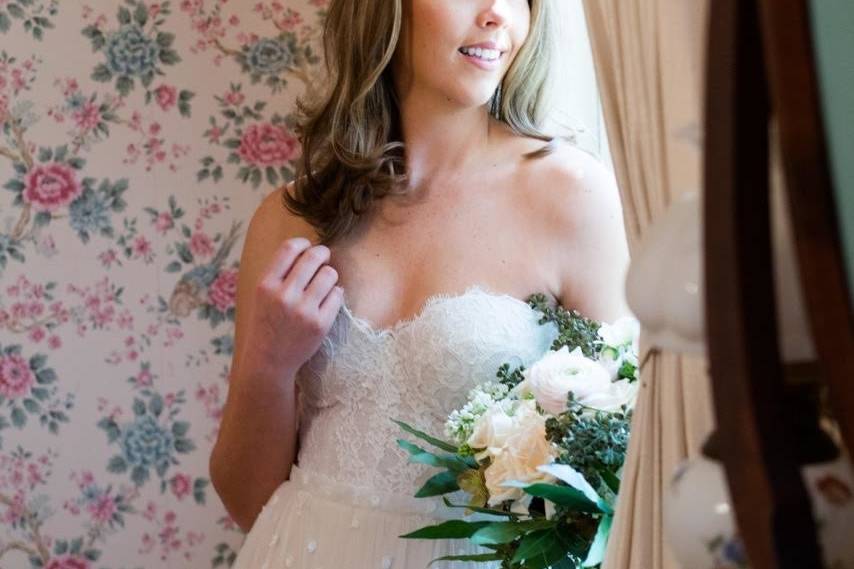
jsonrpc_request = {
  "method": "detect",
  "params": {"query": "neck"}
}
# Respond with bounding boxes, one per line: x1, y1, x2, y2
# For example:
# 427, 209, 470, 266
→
397, 89, 495, 191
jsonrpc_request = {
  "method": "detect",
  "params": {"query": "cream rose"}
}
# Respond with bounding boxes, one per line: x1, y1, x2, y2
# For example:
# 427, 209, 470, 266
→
465, 400, 557, 506
514, 346, 613, 416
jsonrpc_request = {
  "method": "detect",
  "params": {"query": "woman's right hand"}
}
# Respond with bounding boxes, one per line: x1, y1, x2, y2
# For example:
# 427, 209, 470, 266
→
239, 238, 344, 383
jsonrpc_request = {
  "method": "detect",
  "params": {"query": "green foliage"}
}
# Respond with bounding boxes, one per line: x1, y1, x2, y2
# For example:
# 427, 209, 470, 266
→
545, 394, 632, 498
526, 293, 602, 358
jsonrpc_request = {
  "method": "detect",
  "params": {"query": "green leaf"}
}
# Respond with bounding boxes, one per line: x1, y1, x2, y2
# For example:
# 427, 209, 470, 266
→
397, 440, 471, 473
582, 514, 612, 567
131, 465, 149, 486
391, 419, 458, 453
175, 438, 195, 453
133, 3, 147, 26
511, 528, 573, 569
598, 468, 620, 495
118, 7, 132, 25
107, 455, 127, 474
414, 470, 459, 498
470, 519, 556, 545
400, 520, 493, 540
116, 75, 134, 97
29, 353, 47, 370
35, 368, 56, 384
159, 49, 180, 65
4, 178, 25, 192
428, 553, 503, 565
7, 4, 24, 18
156, 31, 175, 48
511, 483, 603, 513
11, 407, 26, 428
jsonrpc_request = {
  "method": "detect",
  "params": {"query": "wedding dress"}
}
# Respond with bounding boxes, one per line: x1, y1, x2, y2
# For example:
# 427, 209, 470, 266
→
232, 285, 560, 569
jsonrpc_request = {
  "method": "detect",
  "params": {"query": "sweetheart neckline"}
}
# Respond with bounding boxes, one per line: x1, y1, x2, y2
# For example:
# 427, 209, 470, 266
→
339, 284, 542, 338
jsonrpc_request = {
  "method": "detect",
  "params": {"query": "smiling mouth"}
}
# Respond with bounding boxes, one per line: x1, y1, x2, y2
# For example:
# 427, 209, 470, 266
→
458, 46, 503, 63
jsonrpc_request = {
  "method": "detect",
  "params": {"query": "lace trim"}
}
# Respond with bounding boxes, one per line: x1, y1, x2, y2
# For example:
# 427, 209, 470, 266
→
339, 283, 542, 338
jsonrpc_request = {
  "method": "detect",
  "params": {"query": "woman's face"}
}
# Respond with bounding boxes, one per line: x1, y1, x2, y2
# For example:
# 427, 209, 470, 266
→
393, 0, 532, 108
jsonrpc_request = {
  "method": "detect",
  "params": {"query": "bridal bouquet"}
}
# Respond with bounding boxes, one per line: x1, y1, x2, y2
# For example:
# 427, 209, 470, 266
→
394, 294, 640, 569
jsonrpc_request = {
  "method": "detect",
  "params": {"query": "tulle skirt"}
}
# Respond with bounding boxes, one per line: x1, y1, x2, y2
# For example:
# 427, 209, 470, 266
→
232, 465, 502, 569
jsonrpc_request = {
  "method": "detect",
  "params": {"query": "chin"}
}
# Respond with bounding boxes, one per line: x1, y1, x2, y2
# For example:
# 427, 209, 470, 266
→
447, 84, 501, 110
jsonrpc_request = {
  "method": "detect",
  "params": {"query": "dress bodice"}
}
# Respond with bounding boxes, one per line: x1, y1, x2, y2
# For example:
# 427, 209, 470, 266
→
294, 285, 560, 498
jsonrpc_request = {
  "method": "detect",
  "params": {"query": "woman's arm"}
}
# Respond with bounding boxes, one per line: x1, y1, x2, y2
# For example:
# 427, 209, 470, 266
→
209, 186, 320, 532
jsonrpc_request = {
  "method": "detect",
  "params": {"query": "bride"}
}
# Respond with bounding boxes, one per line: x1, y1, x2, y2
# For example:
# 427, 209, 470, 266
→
210, 0, 631, 567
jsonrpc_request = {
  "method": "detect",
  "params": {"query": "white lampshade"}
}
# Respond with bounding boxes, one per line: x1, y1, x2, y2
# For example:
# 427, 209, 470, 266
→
625, 192, 705, 354
625, 184, 817, 362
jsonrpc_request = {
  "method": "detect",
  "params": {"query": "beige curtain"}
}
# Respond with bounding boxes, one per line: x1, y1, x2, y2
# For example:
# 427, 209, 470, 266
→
581, 2, 716, 568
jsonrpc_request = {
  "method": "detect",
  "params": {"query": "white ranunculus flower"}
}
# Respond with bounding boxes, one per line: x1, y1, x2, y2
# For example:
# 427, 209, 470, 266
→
597, 317, 641, 381
581, 378, 639, 413
514, 346, 612, 416
598, 317, 640, 352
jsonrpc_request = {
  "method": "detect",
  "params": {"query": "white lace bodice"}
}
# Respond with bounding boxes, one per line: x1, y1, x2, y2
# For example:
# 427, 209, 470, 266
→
294, 285, 560, 499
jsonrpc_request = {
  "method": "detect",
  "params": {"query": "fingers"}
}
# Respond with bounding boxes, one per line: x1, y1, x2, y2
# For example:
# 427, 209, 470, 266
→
318, 283, 344, 326
304, 264, 339, 306
261, 238, 313, 289
283, 244, 331, 294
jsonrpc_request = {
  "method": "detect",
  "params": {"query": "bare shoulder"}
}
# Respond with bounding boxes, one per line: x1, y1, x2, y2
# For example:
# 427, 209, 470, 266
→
523, 142, 621, 225
246, 183, 318, 244
519, 141, 633, 322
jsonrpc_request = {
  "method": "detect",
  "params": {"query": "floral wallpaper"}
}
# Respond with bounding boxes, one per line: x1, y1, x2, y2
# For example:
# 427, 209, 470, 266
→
0, 1, 327, 568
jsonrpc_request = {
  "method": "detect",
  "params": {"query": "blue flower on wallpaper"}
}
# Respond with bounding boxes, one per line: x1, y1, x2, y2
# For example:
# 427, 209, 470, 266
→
235, 32, 318, 93
68, 188, 112, 240
246, 38, 293, 75
121, 414, 175, 472
104, 24, 160, 77
84, 0, 183, 98
100, 391, 196, 487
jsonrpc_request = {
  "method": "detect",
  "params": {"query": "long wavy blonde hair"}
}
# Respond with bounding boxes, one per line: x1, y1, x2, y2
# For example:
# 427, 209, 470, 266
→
284, 0, 556, 245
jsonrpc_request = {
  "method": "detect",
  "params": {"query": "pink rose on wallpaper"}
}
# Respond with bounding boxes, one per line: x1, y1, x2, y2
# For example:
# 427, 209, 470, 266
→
29, 327, 46, 343
189, 232, 214, 258
23, 162, 81, 212
154, 85, 178, 111
72, 101, 101, 131
208, 269, 237, 313
87, 493, 117, 523
44, 555, 90, 569
224, 90, 244, 107
0, 353, 35, 400
170, 473, 192, 500
154, 212, 174, 234
237, 123, 300, 167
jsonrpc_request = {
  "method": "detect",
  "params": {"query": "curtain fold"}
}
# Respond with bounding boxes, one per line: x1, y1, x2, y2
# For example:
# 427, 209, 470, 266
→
580, 1, 715, 567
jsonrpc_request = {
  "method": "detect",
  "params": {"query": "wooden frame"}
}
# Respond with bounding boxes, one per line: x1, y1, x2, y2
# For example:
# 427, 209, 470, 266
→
703, 0, 853, 567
